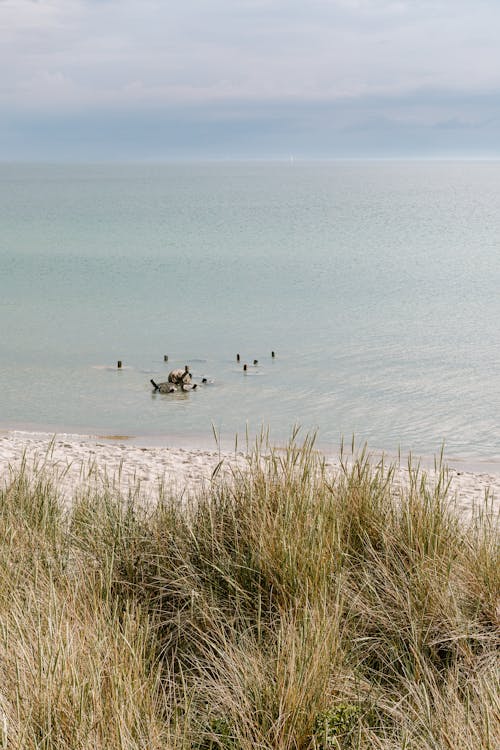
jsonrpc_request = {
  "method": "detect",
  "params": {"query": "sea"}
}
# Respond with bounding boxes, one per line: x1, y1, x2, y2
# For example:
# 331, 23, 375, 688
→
1, 161, 499, 463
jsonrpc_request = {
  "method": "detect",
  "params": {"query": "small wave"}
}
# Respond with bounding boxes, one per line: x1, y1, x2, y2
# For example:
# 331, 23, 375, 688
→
92, 364, 132, 371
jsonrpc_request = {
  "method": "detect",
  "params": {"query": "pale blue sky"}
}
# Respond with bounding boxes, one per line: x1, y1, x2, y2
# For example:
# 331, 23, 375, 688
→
1, 0, 499, 159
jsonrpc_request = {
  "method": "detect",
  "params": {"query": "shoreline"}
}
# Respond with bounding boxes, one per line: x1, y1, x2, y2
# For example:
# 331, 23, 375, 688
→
3, 421, 500, 475
0, 429, 232, 505
0, 428, 499, 520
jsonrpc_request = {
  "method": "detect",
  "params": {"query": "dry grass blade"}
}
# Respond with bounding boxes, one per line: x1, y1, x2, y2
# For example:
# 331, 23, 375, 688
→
0, 434, 497, 749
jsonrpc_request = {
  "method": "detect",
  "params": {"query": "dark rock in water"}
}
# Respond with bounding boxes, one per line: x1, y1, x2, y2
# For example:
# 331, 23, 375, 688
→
151, 376, 199, 393
151, 378, 176, 393
158, 382, 177, 393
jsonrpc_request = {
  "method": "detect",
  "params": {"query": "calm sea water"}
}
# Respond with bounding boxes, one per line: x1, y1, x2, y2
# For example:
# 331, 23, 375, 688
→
1, 161, 499, 461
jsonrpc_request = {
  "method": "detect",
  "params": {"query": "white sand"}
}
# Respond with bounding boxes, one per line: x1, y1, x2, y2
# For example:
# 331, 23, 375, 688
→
0, 431, 239, 505
0, 430, 499, 520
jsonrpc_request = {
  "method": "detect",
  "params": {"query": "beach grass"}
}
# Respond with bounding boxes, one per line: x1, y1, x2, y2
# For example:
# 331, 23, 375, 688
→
0, 435, 498, 749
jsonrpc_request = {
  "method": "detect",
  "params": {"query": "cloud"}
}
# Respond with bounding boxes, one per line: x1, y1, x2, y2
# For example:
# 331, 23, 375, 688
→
1, 0, 500, 156
2, 88, 500, 160
2, 0, 500, 112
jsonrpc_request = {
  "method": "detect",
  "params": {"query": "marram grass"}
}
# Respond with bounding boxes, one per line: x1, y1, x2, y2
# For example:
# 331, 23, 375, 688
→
0, 436, 498, 749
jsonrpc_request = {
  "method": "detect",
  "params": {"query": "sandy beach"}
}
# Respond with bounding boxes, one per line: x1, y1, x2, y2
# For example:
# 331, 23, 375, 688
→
0, 429, 499, 521
0, 430, 235, 505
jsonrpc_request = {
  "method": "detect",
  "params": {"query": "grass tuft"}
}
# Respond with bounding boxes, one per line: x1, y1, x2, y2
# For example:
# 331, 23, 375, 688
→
0, 433, 497, 748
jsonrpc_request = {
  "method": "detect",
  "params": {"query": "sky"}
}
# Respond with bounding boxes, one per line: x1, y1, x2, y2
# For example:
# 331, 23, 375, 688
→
1, 0, 500, 159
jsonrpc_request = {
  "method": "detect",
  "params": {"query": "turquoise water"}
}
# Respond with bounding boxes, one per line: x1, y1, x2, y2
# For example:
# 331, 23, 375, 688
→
1, 161, 499, 459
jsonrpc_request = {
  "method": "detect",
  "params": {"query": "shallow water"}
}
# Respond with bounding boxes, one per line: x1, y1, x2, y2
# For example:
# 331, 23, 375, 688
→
1, 161, 499, 460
